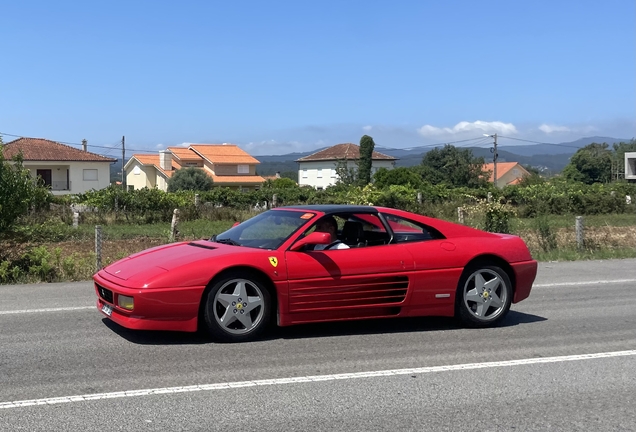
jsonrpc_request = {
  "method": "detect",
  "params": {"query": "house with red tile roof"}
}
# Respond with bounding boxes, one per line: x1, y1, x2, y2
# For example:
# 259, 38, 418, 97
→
295, 143, 397, 189
2, 137, 117, 195
483, 162, 531, 187
124, 144, 265, 191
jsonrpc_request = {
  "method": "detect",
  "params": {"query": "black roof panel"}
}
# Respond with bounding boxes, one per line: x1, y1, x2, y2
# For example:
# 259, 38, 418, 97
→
276, 204, 378, 214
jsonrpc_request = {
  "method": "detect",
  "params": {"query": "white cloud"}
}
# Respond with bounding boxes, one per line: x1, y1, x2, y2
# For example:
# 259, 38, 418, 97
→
417, 120, 518, 137
154, 143, 164, 149
362, 125, 373, 131
177, 142, 192, 147
538, 124, 598, 134
538, 124, 570, 134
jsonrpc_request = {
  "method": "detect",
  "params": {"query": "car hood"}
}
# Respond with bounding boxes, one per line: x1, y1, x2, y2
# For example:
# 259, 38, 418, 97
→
102, 240, 243, 284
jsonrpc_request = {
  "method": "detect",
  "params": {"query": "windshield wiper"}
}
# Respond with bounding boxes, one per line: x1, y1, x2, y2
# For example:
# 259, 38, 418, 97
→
213, 238, 241, 246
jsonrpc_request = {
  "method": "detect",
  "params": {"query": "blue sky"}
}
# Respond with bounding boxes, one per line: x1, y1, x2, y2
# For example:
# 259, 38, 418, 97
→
1, 0, 634, 156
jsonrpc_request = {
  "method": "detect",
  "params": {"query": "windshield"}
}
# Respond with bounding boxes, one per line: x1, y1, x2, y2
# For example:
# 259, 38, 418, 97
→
212, 209, 315, 250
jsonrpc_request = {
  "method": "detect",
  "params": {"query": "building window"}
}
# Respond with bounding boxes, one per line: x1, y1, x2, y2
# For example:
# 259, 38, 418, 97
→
185, 162, 199, 167
317, 169, 323, 178
302, 169, 308, 178
316, 186, 323, 191
512, 168, 519, 176
238, 165, 249, 174
83, 169, 98, 181
133, 166, 141, 175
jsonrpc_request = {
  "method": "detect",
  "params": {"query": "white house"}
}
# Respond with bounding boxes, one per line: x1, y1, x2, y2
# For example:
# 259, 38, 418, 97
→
125, 144, 265, 191
2, 137, 117, 195
296, 143, 397, 189
625, 152, 636, 182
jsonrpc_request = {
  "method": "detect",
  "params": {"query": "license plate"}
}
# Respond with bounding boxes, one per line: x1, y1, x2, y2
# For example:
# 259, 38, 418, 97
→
101, 303, 113, 316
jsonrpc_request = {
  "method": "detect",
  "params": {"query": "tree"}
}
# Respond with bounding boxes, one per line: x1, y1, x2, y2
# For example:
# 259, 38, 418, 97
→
334, 158, 357, 187
562, 143, 612, 184
166, 168, 214, 192
419, 144, 488, 187
358, 135, 375, 186
0, 137, 51, 234
373, 167, 423, 189
262, 177, 297, 189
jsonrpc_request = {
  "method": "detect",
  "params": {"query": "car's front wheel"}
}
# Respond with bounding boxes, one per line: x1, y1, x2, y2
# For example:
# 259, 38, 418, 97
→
456, 264, 512, 328
203, 272, 272, 342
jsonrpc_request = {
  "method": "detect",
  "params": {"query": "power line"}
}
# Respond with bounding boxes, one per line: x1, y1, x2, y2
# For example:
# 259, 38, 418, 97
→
497, 135, 582, 149
379, 136, 487, 152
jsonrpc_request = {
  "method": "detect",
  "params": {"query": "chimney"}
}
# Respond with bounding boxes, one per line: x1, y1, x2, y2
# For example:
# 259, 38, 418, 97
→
159, 150, 172, 171
82, 139, 87, 152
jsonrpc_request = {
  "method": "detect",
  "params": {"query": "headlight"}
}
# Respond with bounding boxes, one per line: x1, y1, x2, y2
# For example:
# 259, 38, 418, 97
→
117, 295, 134, 311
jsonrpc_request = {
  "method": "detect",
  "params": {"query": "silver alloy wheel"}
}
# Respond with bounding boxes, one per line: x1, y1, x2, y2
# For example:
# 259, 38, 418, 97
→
213, 278, 265, 335
462, 268, 508, 322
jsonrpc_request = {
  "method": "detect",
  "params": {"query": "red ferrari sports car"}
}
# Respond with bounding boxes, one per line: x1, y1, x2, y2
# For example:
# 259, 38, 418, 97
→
93, 205, 537, 342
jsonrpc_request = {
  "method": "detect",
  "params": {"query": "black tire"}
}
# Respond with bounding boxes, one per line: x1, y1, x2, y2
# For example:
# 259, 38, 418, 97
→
455, 264, 512, 328
203, 271, 272, 342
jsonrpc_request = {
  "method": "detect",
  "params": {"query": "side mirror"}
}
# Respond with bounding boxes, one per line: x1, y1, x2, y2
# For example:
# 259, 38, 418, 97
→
290, 231, 331, 251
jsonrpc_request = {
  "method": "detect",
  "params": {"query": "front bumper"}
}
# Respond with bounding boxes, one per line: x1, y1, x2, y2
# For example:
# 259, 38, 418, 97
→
93, 272, 205, 332
511, 260, 538, 303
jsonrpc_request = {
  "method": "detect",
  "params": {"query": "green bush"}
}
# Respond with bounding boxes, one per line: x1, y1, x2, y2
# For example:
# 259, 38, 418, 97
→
167, 167, 214, 192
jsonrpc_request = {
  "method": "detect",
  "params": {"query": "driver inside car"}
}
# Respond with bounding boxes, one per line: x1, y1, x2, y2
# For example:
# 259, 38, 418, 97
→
313, 216, 349, 250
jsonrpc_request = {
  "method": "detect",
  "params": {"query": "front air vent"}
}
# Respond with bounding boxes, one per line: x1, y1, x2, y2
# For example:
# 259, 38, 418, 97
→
96, 284, 113, 304
188, 242, 218, 250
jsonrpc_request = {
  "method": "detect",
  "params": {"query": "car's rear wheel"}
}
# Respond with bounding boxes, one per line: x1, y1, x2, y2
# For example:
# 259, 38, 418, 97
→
456, 264, 512, 328
203, 272, 272, 342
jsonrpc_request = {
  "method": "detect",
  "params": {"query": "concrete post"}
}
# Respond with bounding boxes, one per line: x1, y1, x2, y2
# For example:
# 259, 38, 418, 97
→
575, 216, 584, 250
170, 209, 180, 242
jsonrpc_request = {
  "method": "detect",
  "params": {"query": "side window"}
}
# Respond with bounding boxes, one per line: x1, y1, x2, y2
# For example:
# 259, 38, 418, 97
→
345, 213, 390, 247
381, 213, 444, 243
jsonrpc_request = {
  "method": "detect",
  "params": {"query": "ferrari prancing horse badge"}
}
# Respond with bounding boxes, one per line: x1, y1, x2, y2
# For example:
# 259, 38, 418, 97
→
269, 257, 278, 267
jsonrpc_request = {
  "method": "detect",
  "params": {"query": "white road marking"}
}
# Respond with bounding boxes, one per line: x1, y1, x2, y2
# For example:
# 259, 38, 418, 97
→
534, 278, 636, 288
2, 349, 635, 410
0, 306, 94, 315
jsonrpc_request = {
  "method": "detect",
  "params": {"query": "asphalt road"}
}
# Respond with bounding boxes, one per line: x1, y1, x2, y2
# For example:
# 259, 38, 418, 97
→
1, 259, 636, 431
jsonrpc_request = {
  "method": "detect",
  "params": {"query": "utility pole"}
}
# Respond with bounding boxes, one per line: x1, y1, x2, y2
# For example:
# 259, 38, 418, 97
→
491, 133, 498, 188
121, 136, 126, 189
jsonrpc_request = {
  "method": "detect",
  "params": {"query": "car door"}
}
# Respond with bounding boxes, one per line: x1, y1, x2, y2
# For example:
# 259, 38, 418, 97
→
284, 243, 415, 322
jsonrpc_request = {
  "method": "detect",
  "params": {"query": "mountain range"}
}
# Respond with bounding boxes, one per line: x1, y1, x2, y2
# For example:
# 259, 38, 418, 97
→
254, 136, 628, 176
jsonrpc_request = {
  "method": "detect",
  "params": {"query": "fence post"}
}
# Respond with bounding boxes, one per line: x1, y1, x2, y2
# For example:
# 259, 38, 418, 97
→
487, 192, 492, 203
195, 193, 200, 207
272, 194, 278, 208
417, 192, 422, 204
170, 209, 180, 242
95, 225, 102, 271
114, 196, 118, 212
457, 207, 465, 224
73, 212, 79, 229
575, 216, 584, 250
